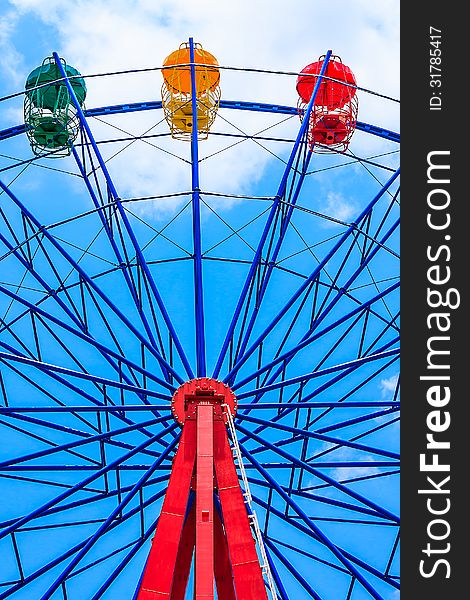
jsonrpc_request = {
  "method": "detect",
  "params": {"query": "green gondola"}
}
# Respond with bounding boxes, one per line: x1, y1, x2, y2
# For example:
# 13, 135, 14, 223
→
24, 56, 86, 156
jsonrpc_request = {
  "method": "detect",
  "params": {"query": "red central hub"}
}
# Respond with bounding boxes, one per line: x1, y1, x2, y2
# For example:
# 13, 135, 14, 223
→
171, 377, 237, 425
138, 378, 267, 600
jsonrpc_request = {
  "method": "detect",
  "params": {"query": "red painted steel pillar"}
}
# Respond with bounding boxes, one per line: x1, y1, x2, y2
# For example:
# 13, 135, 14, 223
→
137, 378, 268, 600
195, 403, 214, 599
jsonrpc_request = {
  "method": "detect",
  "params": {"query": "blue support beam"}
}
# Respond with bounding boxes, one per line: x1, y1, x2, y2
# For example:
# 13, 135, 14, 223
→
251, 493, 400, 591
232, 280, 399, 391
52, 52, 194, 382
235, 347, 399, 400
238, 413, 399, 460
238, 438, 394, 600
0, 474, 169, 530
0, 422, 178, 541
237, 348, 399, 449
69, 144, 170, 381
189, 37, 206, 377
1, 411, 166, 462
263, 544, 290, 600
0, 349, 173, 398
0, 180, 184, 386
0, 100, 399, 144
0, 339, 169, 444
0, 123, 27, 140
0, 283, 175, 392
224, 167, 400, 384
213, 50, 333, 379
42, 435, 179, 598
0, 485, 169, 599
90, 510, 161, 599
247, 475, 396, 521
237, 424, 398, 523
263, 537, 323, 600
0, 416, 168, 470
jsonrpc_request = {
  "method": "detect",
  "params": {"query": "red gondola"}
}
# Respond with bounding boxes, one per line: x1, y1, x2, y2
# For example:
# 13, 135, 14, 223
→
297, 55, 358, 152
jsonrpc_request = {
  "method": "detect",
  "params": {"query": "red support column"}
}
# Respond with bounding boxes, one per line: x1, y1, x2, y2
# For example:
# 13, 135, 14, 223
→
214, 418, 268, 600
214, 508, 236, 600
136, 378, 268, 600
195, 403, 214, 600
137, 420, 196, 599
170, 502, 196, 600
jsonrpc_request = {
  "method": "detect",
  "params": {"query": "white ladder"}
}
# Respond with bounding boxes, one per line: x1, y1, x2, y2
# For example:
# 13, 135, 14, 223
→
223, 404, 278, 600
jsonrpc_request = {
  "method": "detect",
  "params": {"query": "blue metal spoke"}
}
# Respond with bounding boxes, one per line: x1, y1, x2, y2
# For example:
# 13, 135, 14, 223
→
223, 168, 400, 384
0, 415, 168, 470
0, 416, 100, 468
3, 162, 181, 390
238, 414, 399, 461
237, 262, 398, 410
0, 359, 172, 461
239, 441, 391, 600
246, 476, 393, 521
0, 283, 175, 392
89, 510, 161, 599
0, 485, 169, 599
252, 494, 399, 592
237, 426, 398, 523
0, 401, 396, 413
1, 411, 166, 461
70, 144, 171, 380
52, 52, 194, 381
301, 353, 399, 406
0, 233, 182, 398
188, 37, 207, 377
237, 352, 399, 448
231, 122, 321, 365
0, 350, 172, 400
69, 539, 138, 579
0, 474, 169, 530
0, 406, 171, 414
263, 537, 324, 600
0, 422, 177, 540
310, 412, 400, 463
315, 406, 400, 435
0, 340, 172, 443
212, 51, 333, 379
232, 213, 399, 398
41, 434, 179, 598
0, 342, 161, 438
0, 472, 100, 495
268, 535, 353, 573
236, 346, 399, 400
0, 261, 167, 412
0, 354, 102, 435
264, 544, 290, 600
232, 281, 398, 391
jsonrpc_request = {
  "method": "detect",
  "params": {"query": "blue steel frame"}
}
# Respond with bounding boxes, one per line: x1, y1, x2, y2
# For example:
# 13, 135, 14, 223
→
188, 37, 206, 377
0, 104, 400, 145
0, 42, 400, 600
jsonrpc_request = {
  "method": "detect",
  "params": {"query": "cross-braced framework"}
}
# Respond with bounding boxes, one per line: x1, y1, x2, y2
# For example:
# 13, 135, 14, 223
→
0, 40, 400, 599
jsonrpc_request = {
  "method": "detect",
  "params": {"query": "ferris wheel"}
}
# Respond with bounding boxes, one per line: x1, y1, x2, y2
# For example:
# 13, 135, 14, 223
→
0, 38, 400, 600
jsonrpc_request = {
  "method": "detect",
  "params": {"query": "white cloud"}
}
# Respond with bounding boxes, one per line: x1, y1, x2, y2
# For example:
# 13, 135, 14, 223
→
0, 9, 24, 88
319, 191, 359, 227
331, 446, 380, 481
380, 373, 399, 398
2, 0, 399, 217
